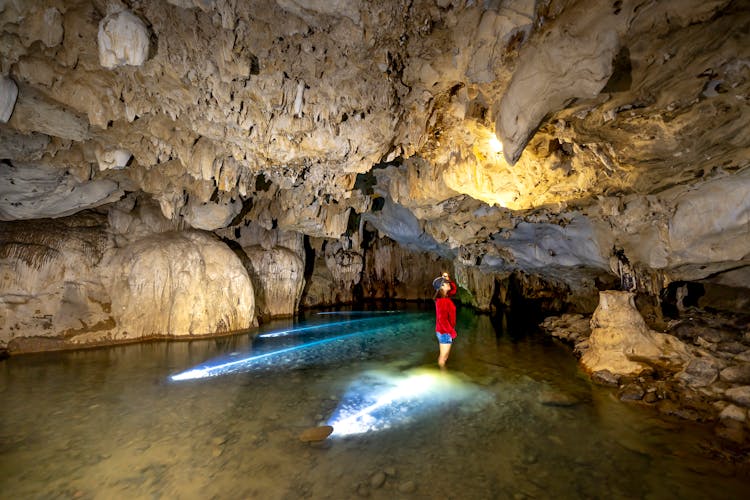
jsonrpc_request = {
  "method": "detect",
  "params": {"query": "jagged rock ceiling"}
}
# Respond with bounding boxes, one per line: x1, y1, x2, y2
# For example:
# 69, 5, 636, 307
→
1, 0, 749, 290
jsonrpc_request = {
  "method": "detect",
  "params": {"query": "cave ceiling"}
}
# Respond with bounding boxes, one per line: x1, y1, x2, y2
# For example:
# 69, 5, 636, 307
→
1, 0, 749, 288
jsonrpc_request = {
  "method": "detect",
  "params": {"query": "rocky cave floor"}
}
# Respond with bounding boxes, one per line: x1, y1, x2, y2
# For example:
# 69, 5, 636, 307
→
541, 304, 750, 466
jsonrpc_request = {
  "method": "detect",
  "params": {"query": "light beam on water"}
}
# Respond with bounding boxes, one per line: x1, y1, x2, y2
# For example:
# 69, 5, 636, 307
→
170, 316, 421, 381
316, 311, 400, 315
257, 313, 408, 339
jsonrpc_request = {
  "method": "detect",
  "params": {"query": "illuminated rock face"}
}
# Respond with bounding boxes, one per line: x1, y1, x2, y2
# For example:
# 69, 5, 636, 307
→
97, 10, 150, 69
0, 210, 256, 352
0, 0, 749, 347
106, 230, 255, 340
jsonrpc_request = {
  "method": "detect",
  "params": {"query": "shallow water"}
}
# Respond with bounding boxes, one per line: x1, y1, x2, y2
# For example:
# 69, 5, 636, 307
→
1, 304, 748, 499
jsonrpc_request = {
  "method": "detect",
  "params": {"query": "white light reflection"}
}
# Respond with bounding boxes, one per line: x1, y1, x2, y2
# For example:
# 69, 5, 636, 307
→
489, 134, 504, 154
169, 327, 383, 382
327, 368, 487, 437
316, 311, 400, 315
258, 314, 404, 339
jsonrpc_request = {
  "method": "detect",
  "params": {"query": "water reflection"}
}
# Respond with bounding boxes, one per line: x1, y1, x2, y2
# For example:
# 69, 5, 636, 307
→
327, 368, 491, 437
0, 304, 747, 499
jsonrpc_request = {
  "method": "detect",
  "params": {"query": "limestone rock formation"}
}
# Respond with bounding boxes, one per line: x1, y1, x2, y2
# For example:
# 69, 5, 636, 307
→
0, 214, 113, 350
453, 264, 499, 311
243, 244, 304, 319
97, 10, 151, 69
324, 239, 363, 292
301, 237, 363, 306
0, 203, 256, 352
105, 230, 255, 340
0, 162, 123, 220
581, 291, 691, 376
361, 236, 451, 301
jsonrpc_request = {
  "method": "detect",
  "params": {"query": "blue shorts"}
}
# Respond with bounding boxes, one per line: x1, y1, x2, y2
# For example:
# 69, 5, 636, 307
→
436, 332, 453, 344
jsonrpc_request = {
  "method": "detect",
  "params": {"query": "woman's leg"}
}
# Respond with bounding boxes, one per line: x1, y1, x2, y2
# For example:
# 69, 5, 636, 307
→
438, 342, 452, 369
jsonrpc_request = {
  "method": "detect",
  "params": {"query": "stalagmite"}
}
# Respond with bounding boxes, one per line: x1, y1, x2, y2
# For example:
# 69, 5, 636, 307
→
581, 291, 691, 376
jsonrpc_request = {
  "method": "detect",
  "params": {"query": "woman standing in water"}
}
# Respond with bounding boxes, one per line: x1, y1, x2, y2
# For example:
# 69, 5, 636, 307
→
432, 272, 457, 369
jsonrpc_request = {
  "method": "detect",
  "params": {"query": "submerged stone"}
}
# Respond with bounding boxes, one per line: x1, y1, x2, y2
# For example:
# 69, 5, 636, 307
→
591, 369, 619, 386
298, 425, 334, 442
720, 364, 750, 384
719, 404, 747, 422
538, 390, 579, 407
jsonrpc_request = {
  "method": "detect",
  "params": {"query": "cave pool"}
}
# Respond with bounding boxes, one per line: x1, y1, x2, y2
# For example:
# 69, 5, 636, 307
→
1, 304, 748, 499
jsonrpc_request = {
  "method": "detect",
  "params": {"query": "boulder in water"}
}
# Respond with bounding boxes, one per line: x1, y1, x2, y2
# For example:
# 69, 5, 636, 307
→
298, 425, 334, 442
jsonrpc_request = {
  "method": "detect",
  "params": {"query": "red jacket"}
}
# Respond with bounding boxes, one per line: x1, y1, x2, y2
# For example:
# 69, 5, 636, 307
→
435, 297, 456, 338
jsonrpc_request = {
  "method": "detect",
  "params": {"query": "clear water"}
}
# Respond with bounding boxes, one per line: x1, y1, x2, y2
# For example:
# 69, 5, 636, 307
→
1, 304, 748, 499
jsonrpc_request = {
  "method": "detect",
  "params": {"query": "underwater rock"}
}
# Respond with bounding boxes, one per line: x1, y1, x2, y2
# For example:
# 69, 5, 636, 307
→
720, 364, 750, 384
719, 404, 747, 422
618, 383, 645, 401
538, 389, 579, 407
725, 386, 750, 408
298, 425, 333, 442
398, 481, 417, 493
370, 471, 386, 489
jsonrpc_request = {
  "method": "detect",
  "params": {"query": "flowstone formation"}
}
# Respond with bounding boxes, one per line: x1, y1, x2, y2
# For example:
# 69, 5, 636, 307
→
0, 198, 256, 352
0, 0, 748, 355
